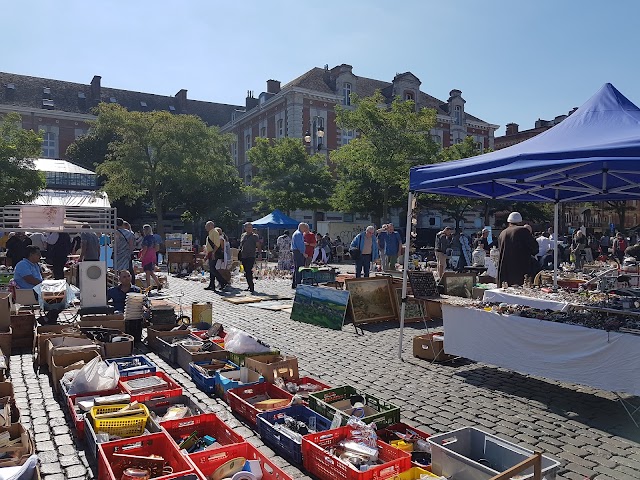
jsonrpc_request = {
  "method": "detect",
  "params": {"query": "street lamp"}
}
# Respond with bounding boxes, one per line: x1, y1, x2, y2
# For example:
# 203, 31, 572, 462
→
304, 116, 325, 153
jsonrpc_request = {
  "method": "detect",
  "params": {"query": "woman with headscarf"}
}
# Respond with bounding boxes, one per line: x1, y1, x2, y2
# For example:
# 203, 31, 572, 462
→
276, 230, 293, 272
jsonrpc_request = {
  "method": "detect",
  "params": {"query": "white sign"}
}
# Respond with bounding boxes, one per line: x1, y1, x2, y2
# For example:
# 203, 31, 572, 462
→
20, 205, 65, 230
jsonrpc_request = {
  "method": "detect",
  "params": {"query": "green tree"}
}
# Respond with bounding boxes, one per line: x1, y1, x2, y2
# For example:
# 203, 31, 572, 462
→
248, 137, 334, 215
93, 104, 240, 234
0, 113, 45, 206
66, 127, 118, 171
332, 91, 439, 222
601, 200, 634, 231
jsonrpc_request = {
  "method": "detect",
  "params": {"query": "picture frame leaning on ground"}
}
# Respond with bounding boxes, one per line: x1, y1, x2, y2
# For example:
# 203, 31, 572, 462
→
345, 276, 397, 325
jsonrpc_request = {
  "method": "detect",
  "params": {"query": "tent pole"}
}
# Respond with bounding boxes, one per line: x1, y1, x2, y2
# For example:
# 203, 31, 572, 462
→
399, 191, 414, 360
553, 202, 559, 289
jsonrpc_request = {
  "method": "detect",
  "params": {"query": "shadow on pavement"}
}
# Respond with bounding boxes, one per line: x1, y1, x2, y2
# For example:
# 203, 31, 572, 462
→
455, 365, 640, 442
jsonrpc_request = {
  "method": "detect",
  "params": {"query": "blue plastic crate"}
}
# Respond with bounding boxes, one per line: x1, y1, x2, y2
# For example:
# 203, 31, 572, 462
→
215, 366, 264, 400
256, 405, 332, 466
189, 360, 240, 395
105, 355, 157, 377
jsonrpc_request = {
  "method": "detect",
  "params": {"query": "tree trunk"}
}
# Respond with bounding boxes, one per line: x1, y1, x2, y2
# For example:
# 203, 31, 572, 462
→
153, 189, 164, 236
382, 187, 389, 223
618, 206, 626, 231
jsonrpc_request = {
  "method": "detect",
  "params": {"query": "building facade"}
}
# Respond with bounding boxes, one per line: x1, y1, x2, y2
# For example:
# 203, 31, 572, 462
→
221, 64, 499, 224
0, 72, 241, 160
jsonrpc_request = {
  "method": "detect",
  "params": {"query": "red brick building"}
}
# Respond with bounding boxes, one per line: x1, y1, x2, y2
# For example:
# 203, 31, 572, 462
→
0, 72, 241, 160
221, 64, 499, 190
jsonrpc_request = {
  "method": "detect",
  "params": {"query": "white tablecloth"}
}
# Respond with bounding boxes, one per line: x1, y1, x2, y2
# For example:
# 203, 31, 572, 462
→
482, 288, 569, 311
443, 304, 640, 396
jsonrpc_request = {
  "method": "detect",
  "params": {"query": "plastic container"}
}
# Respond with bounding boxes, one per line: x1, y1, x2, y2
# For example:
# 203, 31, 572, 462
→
89, 403, 150, 438
189, 360, 239, 395
428, 427, 561, 480
227, 382, 293, 428
162, 412, 244, 449
118, 371, 182, 403
308, 385, 401, 429
85, 415, 160, 463
157, 335, 193, 364
105, 355, 157, 377
145, 395, 206, 428
272, 376, 331, 404
256, 405, 332, 466
65, 388, 121, 440
188, 441, 292, 480
301, 426, 411, 480
389, 467, 439, 479
97, 431, 195, 480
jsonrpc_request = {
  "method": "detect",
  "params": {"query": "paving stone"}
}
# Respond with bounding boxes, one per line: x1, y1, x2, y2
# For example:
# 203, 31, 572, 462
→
59, 455, 81, 467
40, 462, 62, 475
41, 475, 65, 480
586, 455, 618, 469
64, 465, 87, 477
35, 440, 55, 452
57, 444, 77, 456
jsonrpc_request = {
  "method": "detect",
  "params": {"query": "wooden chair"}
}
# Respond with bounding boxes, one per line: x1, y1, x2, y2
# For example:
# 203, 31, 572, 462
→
335, 245, 345, 262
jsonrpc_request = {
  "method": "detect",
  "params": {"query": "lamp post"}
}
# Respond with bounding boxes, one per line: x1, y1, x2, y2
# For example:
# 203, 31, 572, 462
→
304, 115, 325, 154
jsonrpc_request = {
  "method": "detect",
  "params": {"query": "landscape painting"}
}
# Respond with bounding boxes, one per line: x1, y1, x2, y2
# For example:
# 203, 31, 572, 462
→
394, 288, 425, 322
345, 277, 397, 325
290, 285, 350, 330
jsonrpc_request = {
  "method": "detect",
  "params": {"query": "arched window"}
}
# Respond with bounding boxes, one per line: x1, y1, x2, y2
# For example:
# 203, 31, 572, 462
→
454, 105, 462, 125
343, 83, 352, 106
404, 91, 414, 101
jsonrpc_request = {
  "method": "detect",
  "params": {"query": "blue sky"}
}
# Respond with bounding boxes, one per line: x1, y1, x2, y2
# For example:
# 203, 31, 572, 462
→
4, 1, 639, 134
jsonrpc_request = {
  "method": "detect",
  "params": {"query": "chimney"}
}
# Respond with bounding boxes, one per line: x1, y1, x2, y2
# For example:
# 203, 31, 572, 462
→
266, 80, 281, 94
90, 75, 101, 100
175, 89, 187, 112
506, 123, 519, 135
246, 91, 259, 111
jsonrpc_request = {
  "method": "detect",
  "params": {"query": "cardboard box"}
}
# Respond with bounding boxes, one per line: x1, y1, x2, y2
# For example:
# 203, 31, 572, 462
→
472, 287, 486, 300
424, 299, 443, 320
50, 349, 101, 394
0, 293, 12, 331
46, 337, 98, 373
244, 354, 299, 383
413, 333, 454, 362
99, 335, 134, 359
0, 423, 34, 467
34, 325, 85, 367
175, 342, 228, 373
10, 313, 35, 349
79, 314, 125, 331
0, 328, 11, 357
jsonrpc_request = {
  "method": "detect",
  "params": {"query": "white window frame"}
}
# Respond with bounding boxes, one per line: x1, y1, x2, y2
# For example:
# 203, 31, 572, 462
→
342, 129, 355, 145
277, 119, 284, 138
343, 83, 352, 106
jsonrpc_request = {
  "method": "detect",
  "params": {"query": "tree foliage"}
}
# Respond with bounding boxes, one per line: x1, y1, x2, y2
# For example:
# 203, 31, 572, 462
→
92, 104, 241, 234
0, 113, 45, 206
602, 200, 635, 231
331, 92, 439, 222
66, 127, 118, 172
248, 137, 334, 215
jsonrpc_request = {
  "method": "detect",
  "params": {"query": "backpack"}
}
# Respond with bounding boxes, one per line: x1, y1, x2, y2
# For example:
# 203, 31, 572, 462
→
618, 238, 627, 252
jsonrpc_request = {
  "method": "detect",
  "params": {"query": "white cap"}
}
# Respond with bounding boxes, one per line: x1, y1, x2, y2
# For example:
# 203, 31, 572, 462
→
507, 212, 523, 223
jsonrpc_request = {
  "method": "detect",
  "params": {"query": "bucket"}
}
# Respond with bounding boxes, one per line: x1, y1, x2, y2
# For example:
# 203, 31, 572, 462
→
192, 302, 212, 325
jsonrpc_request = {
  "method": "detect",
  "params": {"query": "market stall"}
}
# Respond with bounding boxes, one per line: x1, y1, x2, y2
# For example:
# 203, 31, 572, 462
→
251, 209, 299, 254
400, 83, 640, 358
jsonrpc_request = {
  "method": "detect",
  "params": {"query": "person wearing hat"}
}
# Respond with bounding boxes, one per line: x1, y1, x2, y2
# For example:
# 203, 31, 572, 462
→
239, 222, 260, 294
473, 228, 492, 253
434, 226, 453, 278
497, 212, 539, 286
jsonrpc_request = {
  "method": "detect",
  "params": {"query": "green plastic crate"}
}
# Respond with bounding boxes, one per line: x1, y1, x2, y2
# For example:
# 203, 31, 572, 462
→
0, 274, 13, 285
308, 385, 400, 429
229, 349, 280, 367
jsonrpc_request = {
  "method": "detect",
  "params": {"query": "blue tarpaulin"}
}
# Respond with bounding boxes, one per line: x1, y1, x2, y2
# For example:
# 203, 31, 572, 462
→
251, 209, 299, 229
409, 83, 640, 203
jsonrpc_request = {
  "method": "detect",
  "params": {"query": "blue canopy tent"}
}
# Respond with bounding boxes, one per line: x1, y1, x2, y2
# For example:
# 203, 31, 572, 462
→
251, 209, 300, 252
399, 83, 640, 358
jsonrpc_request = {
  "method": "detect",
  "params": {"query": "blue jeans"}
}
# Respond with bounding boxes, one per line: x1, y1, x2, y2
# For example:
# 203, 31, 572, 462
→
292, 250, 305, 287
355, 254, 372, 278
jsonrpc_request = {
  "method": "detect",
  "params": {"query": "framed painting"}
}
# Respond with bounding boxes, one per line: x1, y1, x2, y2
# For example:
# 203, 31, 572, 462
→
345, 277, 397, 325
394, 288, 425, 322
441, 272, 475, 298
290, 285, 350, 330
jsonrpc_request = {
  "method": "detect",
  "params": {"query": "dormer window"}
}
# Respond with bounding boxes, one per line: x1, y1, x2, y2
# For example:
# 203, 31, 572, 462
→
343, 83, 352, 106
78, 92, 86, 99
43, 87, 51, 96
404, 91, 414, 101
169, 105, 176, 112
6, 83, 15, 90
110, 97, 117, 103
140, 101, 147, 108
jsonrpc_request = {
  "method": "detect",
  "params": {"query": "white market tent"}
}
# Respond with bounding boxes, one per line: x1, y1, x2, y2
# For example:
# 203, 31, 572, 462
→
399, 83, 640, 358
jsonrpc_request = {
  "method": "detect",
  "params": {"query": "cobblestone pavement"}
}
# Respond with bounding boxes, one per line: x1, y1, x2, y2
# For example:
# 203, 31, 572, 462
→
10, 265, 640, 480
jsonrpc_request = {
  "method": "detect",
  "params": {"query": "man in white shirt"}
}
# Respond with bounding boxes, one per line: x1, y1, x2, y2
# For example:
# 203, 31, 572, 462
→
536, 232, 551, 264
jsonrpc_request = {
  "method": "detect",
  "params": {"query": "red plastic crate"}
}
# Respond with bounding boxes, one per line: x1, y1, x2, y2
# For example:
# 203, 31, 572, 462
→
97, 431, 195, 480
377, 423, 432, 468
189, 441, 292, 480
118, 371, 182, 403
274, 376, 331, 404
302, 426, 411, 480
163, 412, 244, 448
65, 388, 121, 440
227, 382, 293, 429
190, 330, 225, 345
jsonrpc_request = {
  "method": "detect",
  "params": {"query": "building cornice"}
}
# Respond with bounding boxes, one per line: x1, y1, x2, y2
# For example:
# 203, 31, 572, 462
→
0, 105, 96, 121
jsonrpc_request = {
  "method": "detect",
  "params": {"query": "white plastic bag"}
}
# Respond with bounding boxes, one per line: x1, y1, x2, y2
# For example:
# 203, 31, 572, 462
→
66, 357, 120, 395
223, 327, 272, 354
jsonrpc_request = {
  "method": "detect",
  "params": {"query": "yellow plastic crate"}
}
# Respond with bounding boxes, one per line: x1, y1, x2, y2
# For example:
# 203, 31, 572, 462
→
89, 404, 150, 438
390, 467, 440, 480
